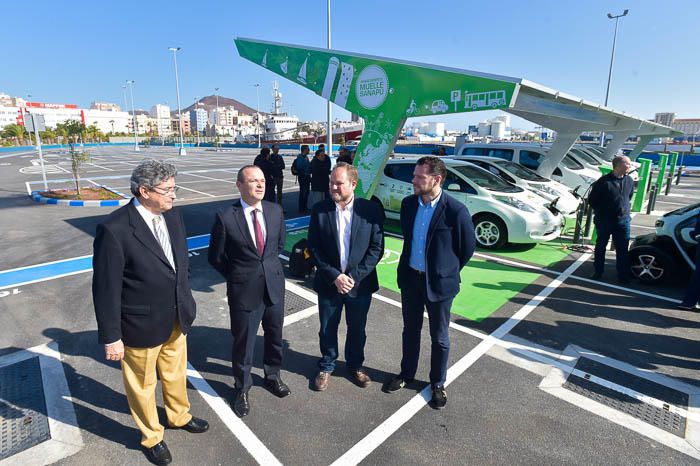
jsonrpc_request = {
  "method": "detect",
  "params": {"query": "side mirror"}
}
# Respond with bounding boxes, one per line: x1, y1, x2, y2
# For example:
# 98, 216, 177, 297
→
447, 183, 461, 192
553, 167, 563, 176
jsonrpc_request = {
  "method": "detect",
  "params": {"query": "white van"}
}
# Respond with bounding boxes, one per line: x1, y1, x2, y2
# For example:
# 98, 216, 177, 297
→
448, 155, 581, 215
373, 158, 562, 249
454, 143, 601, 195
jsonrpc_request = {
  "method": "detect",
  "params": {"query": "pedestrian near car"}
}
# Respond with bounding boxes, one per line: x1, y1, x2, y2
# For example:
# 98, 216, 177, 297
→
307, 162, 384, 391
337, 147, 353, 164
310, 145, 331, 208
383, 156, 476, 410
678, 210, 700, 311
254, 147, 275, 202
207, 165, 290, 418
92, 159, 209, 466
292, 144, 312, 213
588, 155, 634, 283
270, 143, 286, 205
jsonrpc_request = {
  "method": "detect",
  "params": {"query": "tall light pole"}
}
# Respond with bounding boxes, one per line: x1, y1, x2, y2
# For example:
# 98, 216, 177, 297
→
214, 87, 220, 145
600, 9, 629, 147
26, 93, 33, 147
254, 83, 261, 148
125, 80, 139, 152
326, 0, 333, 157
193, 97, 201, 147
169, 47, 186, 156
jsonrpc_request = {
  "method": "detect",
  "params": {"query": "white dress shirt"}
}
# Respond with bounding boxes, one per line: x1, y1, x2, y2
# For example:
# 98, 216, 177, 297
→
240, 198, 267, 249
335, 196, 354, 273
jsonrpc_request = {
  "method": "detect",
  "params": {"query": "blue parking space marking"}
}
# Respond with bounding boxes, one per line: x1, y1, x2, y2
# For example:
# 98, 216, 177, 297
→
0, 216, 311, 290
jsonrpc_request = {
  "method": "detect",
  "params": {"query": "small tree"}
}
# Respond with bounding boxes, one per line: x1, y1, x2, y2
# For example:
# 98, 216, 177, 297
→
2, 123, 28, 145
57, 121, 90, 196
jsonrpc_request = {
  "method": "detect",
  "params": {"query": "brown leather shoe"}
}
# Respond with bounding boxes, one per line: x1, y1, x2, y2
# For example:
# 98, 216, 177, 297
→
352, 369, 371, 388
314, 371, 330, 391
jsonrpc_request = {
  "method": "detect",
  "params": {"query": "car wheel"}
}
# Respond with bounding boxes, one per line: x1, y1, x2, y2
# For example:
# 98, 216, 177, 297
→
474, 214, 508, 249
629, 245, 673, 283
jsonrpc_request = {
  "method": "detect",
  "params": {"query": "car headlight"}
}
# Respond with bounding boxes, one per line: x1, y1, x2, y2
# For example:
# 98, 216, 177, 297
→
580, 175, 597, 185
655, 219, 664, 228
494, 195, 536, 213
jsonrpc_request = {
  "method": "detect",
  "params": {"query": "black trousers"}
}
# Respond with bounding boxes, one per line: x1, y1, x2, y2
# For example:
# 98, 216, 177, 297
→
229, 289, 284, 391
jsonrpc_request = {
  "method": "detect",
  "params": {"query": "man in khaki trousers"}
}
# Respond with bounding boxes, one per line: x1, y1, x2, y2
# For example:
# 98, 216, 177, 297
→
93, 160, 208, 465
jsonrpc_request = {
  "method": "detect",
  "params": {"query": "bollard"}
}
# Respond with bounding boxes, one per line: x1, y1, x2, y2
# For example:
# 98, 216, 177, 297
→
632, 158, 652, 213
665, 152, 679, 194
646, 184, 658, 215
655, 153, 669, 193
676, 165, 684, 185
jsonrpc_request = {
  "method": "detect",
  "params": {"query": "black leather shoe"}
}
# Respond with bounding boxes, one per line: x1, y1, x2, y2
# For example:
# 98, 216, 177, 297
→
232, 389, 250, 418
430, 385, 447, 410
589, 272, 602, 280
144, 440, 172, 465
383, 374, 412, 393
175, 416, 209, 433
265, 377, 291, 398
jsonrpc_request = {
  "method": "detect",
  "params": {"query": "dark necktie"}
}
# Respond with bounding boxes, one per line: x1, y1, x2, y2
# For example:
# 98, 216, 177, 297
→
252, 209, 265, 255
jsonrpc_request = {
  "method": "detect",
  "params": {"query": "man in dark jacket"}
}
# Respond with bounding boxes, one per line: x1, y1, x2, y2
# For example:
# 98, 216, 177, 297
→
270, 144, 286, 205
679, 210, 700, 311
307, 163, 384, 391
310, 145, 331, 207
92, 160, 208, 465
383, 156, 476, 410
292, 144, 312, 213
588, 155, 634, 283
254, 147, 275, 202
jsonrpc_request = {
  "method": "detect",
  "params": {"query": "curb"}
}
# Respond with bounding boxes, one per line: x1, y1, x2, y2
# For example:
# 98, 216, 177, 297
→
31, 189, 130, 207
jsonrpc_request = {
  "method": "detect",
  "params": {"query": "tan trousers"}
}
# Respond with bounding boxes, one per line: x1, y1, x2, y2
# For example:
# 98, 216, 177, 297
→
121, 322, 192, 448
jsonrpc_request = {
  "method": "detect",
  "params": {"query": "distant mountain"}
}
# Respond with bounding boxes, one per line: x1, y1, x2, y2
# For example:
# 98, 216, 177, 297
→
177, 95, 261, 116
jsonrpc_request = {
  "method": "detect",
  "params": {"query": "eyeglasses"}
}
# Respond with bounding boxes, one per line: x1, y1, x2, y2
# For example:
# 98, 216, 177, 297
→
150, 186, 180, 195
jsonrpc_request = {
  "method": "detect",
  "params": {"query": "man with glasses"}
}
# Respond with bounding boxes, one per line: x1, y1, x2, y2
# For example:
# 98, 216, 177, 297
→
92, 159, 208, 465
208, 165, 289, 418
383, 156, 476, 410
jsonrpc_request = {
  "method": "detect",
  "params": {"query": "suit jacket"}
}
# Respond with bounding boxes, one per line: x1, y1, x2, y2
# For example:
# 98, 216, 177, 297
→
308, 197, 384, 297
208, 199, 285, 311
397, 192, 476, 302
92, 200, 196, 348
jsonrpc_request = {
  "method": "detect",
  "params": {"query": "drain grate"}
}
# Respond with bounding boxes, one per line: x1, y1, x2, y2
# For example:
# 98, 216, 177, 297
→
0, 357, 51, 460
563, 358, 687, 438
284, 289, 315, 316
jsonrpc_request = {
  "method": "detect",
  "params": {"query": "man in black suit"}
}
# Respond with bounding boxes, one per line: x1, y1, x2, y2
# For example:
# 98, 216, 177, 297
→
383, 156, 476, 410
208, 165, 289, 418
92, 159, 208, 466
307, 162, 384, 391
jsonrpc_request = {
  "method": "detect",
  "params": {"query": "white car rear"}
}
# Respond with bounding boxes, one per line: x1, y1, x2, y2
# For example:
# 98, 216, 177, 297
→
373, 159, 562, 249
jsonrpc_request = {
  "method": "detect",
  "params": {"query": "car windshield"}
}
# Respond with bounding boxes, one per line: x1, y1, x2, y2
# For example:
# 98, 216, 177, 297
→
492, 160, 550, 182
450, 165, 522, 193
561, 154, 584, 170
664, 202, 700, 217
571, 148, 601, 166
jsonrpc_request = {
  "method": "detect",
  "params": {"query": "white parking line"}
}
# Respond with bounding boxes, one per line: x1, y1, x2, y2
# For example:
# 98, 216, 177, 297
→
176, 185, 216, 197
331, 254, 591, 466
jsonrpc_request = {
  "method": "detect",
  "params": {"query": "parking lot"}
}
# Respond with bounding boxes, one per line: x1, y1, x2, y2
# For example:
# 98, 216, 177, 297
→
0, 145, 698, 465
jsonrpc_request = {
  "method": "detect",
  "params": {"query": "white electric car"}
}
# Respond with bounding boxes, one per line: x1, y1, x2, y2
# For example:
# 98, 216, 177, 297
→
448, 155, 581, 215
454, 143, 601, 195
372, 158, 563, 249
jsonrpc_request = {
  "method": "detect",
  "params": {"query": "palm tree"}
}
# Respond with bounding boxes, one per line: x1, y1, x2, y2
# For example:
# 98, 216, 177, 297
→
2, 123, 28, 145
109, 120, 115, 135
40, 128, 56, 144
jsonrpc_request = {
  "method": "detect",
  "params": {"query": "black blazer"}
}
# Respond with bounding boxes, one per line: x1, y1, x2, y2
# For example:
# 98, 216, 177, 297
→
397, 192, 476, 302
308, 197, 384, 297
92, 200, 197, 348
208, 200, 285, 311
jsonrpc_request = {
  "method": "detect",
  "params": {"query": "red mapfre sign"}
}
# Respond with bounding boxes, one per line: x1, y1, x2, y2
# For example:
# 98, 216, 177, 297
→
25, 102, 78, 109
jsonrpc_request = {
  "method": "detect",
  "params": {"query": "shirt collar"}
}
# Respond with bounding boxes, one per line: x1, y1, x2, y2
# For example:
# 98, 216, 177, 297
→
134, 198, 162, 222
240, 197, 263, 214
418, 190, 442, 208
335, 196, 355, 213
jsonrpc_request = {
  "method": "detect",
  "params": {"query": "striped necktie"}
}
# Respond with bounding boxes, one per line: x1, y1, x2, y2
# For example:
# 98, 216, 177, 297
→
153, 216, 175, 270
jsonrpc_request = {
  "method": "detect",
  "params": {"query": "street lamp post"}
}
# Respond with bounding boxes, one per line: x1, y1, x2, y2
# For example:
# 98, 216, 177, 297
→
26, 93, 33, 147
214, 87, 220, 147
600, 9, 629, 147
254, 83, 261, 148
169, 47, 187, 156
326, 0, 333, 157
125, 80, 139, 152
194, 97, 201, 147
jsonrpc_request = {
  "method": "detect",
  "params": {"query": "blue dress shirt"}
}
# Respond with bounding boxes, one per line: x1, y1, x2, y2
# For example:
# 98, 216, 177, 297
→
409, 191, 442, 272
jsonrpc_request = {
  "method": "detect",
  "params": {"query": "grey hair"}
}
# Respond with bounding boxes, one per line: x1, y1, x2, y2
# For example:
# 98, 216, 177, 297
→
130, 159, 178, 197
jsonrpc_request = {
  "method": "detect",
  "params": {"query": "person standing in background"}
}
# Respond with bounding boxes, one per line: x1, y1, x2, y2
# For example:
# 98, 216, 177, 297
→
292, 144, 312, 214
270, 143, 286, 206
310, 145, 331, 208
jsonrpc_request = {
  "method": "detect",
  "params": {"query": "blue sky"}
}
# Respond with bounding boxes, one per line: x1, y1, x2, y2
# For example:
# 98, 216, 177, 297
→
2, 0, 697, 131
